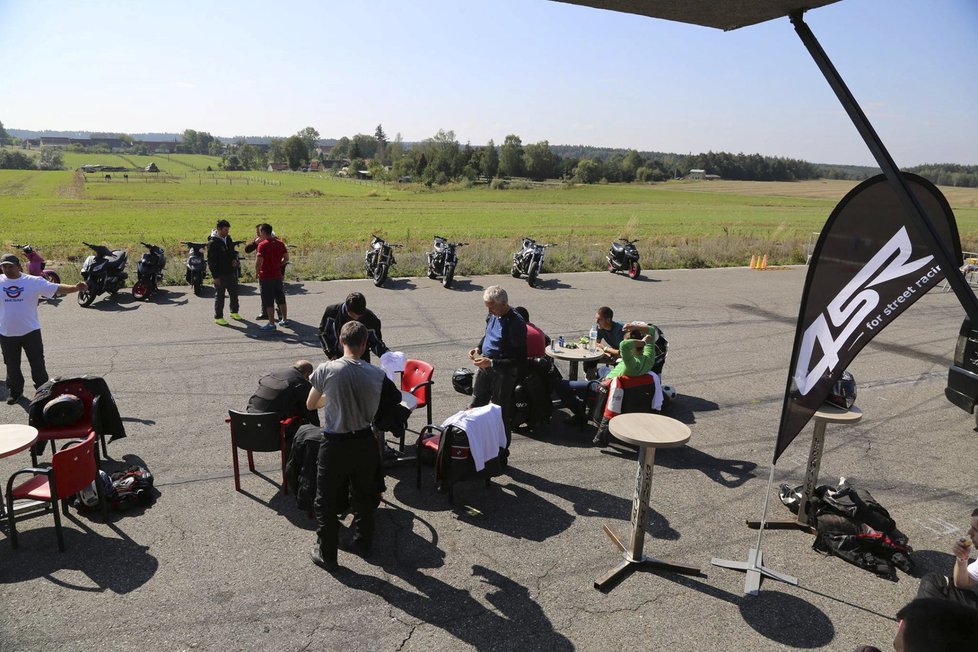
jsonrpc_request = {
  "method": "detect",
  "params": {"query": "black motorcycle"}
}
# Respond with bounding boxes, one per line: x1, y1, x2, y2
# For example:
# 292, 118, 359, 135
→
607, 238, 641, 279
132, 242, 166, 301
181, 241, 208, 296
77, 242, 128, 307
511, 237, 556, 288
426, 235, 467, 289
365, 235, 401, 287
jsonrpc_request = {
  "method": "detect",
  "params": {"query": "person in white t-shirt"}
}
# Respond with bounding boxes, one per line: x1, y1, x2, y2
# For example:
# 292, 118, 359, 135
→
0, 253, 86, 404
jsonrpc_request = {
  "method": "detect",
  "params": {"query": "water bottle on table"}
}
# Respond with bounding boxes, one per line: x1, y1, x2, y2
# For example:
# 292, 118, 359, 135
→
588, 324, 599, 352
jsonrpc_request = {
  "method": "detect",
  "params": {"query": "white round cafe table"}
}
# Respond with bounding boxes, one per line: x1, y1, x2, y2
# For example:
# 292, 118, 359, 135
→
545, 345, 604, 381
594, 413, 701, 591
0, 424, 38, 459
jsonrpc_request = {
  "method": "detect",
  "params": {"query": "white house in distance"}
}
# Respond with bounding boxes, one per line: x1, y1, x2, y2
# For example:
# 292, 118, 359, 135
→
687, 169, 721, 180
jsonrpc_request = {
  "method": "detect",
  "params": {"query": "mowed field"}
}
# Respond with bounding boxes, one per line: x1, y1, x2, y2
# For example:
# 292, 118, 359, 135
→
3, 166, 977, 283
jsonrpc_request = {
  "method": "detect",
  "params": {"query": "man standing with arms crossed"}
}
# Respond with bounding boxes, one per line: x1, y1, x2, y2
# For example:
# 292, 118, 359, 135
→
255, 223, 289, 331
306, 321, 401, 571
1, 253, 86, 404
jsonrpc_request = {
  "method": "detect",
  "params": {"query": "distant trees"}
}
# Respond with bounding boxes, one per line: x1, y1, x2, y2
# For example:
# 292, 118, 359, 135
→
498, 135, 525, 178
181, 129, 219, 154
37, 147, 65, 170
0, 150, 34, 170
297, 127, 319, 159
283, 135, 308, 171
481, 139, 499, 178
906, 164, 978, 188
0, 120, 10, 146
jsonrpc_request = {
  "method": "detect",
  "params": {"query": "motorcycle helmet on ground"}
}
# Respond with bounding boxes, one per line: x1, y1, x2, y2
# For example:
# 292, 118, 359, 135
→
824, 371, 856, 409
452, 368, 474, 395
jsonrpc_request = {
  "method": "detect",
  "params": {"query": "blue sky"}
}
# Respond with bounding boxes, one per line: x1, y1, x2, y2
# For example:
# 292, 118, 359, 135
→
1, 0, 975, 166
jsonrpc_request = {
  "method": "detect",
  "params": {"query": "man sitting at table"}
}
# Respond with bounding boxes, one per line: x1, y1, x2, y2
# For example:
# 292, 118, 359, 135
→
916, 508, 978, 610
583, 306, 625, 380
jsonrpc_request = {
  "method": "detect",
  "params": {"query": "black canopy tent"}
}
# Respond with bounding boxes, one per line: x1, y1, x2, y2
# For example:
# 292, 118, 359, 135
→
553, 0, 976, 595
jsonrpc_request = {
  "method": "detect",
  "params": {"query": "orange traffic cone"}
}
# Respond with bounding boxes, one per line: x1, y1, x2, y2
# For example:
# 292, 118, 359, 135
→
760, 254, 768, 270
749, 254, 757, 269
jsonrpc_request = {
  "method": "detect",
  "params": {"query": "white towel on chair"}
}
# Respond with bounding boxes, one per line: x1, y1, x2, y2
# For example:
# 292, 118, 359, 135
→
440, 403, 507, 472
380, 351, 405, 382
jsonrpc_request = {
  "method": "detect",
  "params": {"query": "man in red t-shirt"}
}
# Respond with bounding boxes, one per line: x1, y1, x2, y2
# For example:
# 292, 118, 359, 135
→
255, 223, 289, 331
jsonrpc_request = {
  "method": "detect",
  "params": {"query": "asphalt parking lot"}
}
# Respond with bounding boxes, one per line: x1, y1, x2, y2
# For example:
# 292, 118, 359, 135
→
0, 265, 973, 651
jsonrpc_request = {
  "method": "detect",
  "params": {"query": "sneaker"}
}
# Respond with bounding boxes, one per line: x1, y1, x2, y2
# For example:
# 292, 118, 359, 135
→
6, 395, 22, 405
215, 317, 229, 326
260, 322, 277, 331
255, 313, 267, 320
229, 312, 243, 321
277, 318, 290, 327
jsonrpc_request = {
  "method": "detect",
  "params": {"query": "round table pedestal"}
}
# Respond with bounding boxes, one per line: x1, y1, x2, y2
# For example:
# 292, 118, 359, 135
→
594, 413, 704, 591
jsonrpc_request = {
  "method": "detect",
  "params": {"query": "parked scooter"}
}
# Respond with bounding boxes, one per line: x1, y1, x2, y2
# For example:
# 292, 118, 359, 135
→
607, 238, 641, 279
181, 241, 208, 296
77, 242, 128, 307
426, 236, 467, 289
11, 244, 61, 284
132, 242, 167, 301
364, 235, 401, 287
511, 237, 556, 287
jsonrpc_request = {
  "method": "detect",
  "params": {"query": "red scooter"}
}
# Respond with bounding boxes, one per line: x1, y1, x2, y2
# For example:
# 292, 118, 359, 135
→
11, 244, 61, 284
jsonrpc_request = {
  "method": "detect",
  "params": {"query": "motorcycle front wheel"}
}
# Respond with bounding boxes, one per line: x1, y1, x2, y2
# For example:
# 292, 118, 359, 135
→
511, 265, 521, 278
77, 288, 95, 307
443, 263, 455, 289
373, 263, 388, 287
527, 266, 539, 288
629, 261, 641, 279
44, 271, 62, 284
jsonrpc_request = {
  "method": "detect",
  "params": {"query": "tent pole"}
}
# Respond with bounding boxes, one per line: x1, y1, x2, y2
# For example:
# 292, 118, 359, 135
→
789, 11, 978, 321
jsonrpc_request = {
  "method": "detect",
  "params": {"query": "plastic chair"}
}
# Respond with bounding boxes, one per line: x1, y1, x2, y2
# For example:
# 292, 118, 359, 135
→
227, 410, 296, 494
33, 380, 108, 461
6, 431, 107, 552
399, 359, 434, 451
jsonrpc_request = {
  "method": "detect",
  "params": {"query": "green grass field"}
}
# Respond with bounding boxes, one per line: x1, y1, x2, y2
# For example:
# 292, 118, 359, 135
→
3, 168, 977, 284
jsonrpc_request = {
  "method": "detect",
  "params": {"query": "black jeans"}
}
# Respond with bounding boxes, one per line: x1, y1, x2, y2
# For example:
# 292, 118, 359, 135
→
214, 273, 239, 319
471, 365, 519, 446
916, 572, 978, 609
0, 329, 48, 398
314, 432, 380, 563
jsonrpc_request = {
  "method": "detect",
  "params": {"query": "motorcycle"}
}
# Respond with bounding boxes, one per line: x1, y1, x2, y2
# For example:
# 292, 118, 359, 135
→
132, 242, 167, 301
364, 235, 401, 287
511, 237, 556, 288
11, 244, 61, 284
607, 238, 641, 279
426, 236, 467, 289
77, 242, 128, 307
181, 241, 208, 296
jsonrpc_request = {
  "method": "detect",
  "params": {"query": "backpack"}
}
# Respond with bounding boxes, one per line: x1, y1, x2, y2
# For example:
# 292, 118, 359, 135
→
108, 465, 155, 510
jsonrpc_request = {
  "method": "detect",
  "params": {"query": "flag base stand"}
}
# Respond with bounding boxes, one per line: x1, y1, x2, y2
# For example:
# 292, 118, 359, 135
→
711, 547, 798, 596
712, 464, 799, 595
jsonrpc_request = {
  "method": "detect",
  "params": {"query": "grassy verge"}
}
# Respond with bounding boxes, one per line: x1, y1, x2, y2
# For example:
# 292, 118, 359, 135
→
3, 170, 976, 285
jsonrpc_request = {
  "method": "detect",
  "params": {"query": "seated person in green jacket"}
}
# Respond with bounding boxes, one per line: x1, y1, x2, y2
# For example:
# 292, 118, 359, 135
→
592, 330, 662, 447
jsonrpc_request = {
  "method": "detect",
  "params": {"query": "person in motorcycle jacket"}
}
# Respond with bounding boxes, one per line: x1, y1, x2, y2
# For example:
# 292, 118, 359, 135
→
0, 253, 86, 404
207, 219, 241, 326
319, 292, 386, 363
468, 285, 527, 445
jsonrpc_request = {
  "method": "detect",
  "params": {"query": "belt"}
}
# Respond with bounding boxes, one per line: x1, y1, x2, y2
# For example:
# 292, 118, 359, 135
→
323, 427, 374, 441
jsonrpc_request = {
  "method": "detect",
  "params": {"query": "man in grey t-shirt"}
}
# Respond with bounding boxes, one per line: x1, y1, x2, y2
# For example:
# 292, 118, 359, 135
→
306, 320, 399, 571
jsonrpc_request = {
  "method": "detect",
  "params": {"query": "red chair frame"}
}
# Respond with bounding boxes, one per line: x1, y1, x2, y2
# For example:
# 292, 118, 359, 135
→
6, 431, 107, 552
33, 381, 108, 462
227, 410, 296, 494
400, 359, 434, 451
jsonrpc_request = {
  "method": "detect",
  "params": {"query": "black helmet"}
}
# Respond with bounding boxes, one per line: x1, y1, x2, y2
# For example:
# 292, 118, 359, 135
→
452, 368, 474, 395
824, 370, 856, 409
